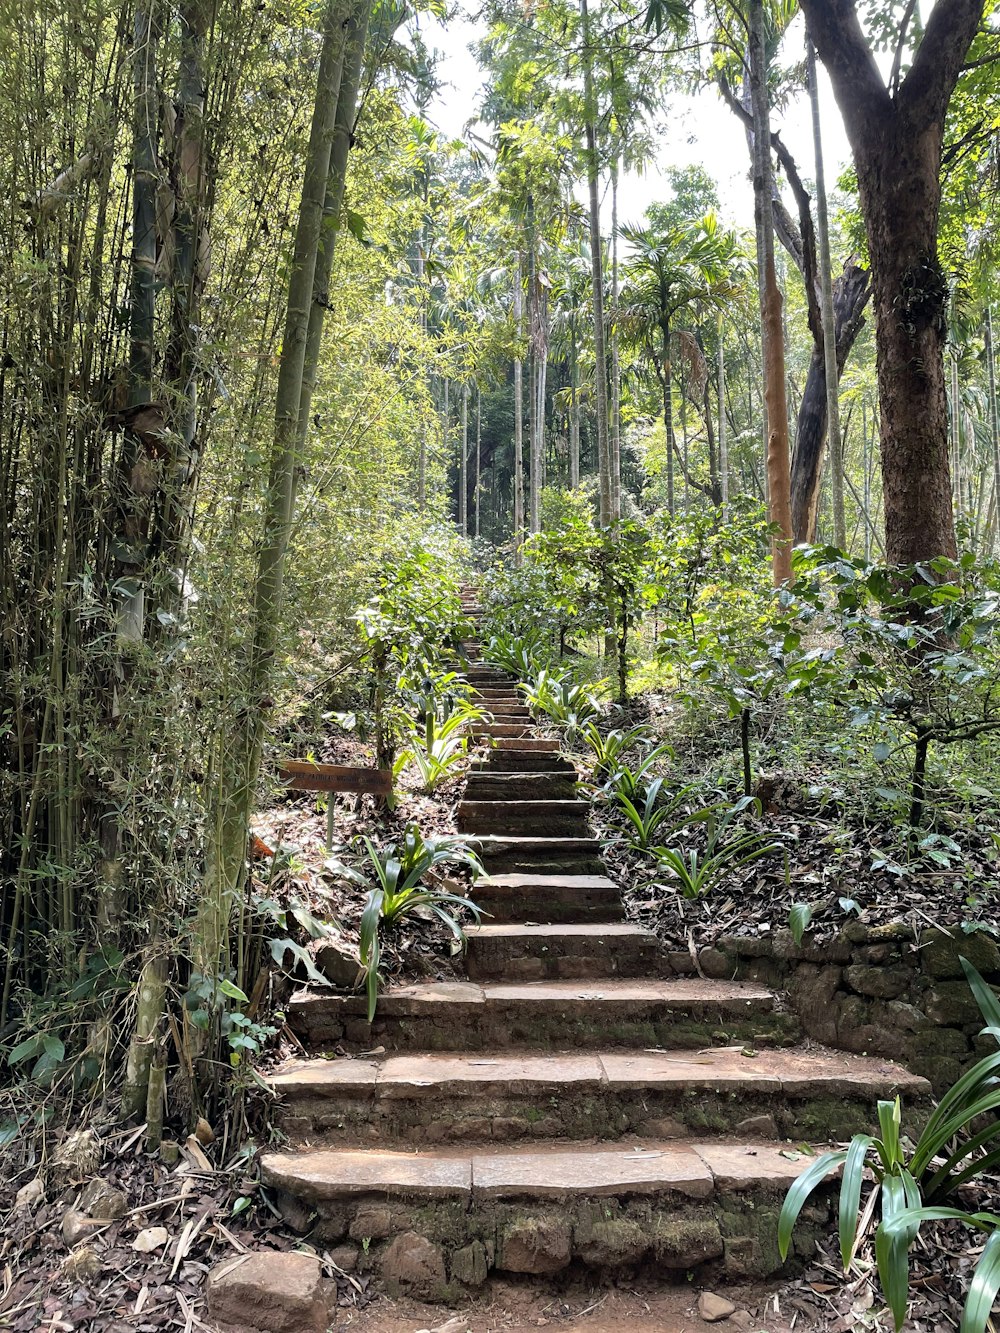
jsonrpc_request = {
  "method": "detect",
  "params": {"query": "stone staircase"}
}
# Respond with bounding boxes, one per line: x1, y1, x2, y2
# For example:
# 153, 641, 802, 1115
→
260, 595, 930, 1301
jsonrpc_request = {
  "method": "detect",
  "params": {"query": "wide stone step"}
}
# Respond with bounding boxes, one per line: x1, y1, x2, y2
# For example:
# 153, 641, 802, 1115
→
465, 922, 659, 980
472, 872, 625, 923
286, 978, 799, 1052
271, 1046, 930, 1146
259, 1139, 834, 1288
473, 835, 605, 876
475, 750, 576, 774
458, 800, 591, 838
470, 723, 533, 740
463, 772, 579, 802
479, 708, 532, 722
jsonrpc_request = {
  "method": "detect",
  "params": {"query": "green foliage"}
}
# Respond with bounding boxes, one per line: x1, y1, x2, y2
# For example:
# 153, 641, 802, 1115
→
654, 797, 783, 898
580, 723, 658, 775
779, 959, 1000, 1331
394, 699, 484, 792
334, 824, 484, 1020
607, 776, 706, 851
782, 548, 1000, 827
523, 669, 605, 739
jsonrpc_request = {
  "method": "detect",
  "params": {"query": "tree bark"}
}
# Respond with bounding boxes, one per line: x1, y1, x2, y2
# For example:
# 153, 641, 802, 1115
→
581, 0, 612, 526
513, 254, 525, 553
807, 36, 846, 548
569, 306, 581, 488
801, 0, 983, 564
790, 260, 871, 543
610, 160, 622, 520
749, 0, 792, 584
460, 380, 468, 536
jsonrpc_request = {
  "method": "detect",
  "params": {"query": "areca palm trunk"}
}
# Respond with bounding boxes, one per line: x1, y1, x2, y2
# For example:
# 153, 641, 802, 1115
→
580, 0, 611, 526
513, 254, 524, 553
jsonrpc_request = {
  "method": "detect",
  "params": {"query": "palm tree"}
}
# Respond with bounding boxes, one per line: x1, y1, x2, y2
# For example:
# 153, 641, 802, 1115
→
618, 212, 745, 511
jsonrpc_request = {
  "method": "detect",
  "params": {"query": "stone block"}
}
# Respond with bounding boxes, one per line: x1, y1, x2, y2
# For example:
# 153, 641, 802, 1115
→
651, 1215, 724, 1269
920, 929, 1000, 980
575, 1216, 649, 1269
843, 964, 912, 1000
499, 1215, 571, 1274
207, 1251, 328, 1333
451, 1240, 489, 1286
925, 981, 983, 1026
381, 1231, 447, 1298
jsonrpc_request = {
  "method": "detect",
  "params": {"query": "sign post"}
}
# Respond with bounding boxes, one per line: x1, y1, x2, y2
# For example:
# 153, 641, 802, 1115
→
280, 762, 393, 850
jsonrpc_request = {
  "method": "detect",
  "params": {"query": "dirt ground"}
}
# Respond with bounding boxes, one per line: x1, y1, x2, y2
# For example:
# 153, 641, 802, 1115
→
327, 1282, 793, 1333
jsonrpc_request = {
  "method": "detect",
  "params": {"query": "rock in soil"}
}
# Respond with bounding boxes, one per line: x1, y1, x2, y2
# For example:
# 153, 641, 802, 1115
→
207, 1250, 329, 1333
699, 1290, 737, 1322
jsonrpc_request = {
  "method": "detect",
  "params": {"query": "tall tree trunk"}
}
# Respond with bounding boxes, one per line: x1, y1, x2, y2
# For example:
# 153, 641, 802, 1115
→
475, 382, 481, 539
569, 306, 581, 488
807, 36, 846, 548
789, 261, 870, 542
610, 160, 621, 520
460, 381, 469, 536
749, 0, 792, 584
157, 0, 210, 586
198, 0, 348, 994
801, 0, 980, 564
297, 0, 368, 475
987, 308, 1000, 552
580, 0, 611, 526
513, 255, 524, 553
718, 313, 728, 514
659, 321, 675, 511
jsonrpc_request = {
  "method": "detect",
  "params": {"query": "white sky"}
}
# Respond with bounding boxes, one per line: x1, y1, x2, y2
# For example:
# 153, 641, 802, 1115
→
416, 4, 853, 236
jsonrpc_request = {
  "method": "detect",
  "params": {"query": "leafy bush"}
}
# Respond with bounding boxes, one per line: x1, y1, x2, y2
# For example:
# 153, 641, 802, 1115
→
580, 723, 659, 775
606, 776, 708, 852
778, 958, 1000, 1331
523, 669, 605, 739
331, 824, 484, 1020
394, 699, 484, 792
484, 628, 553, 680
653, 796, 782, 898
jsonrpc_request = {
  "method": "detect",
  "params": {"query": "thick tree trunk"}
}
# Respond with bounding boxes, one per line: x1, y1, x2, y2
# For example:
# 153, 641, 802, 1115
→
801, 0, 982, 564
863, 129, 955, 563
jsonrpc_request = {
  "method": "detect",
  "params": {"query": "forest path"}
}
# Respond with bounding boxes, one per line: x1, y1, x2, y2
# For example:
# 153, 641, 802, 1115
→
258, 595, 929, 1322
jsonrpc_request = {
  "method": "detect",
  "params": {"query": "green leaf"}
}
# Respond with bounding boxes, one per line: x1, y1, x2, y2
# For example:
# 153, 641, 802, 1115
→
789, 902, 813, 947
962, 1229, 1000, 1333
839, 1135, 875, 1269
219, 979, 250, 1003
7, 1035, 42, 1066
778, 1150, 846, 1261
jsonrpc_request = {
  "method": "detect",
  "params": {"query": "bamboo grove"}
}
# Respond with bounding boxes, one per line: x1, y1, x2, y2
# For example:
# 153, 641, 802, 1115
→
2, 0, 1000, 1132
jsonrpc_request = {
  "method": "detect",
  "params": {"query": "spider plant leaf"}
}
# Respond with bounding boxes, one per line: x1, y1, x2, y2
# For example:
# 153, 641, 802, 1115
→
778, 1150, 847, 1262
839, 1134, 876, 1269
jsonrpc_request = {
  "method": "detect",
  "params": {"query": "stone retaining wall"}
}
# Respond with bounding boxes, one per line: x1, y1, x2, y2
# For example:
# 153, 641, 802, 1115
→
682, 924, 1000, 1093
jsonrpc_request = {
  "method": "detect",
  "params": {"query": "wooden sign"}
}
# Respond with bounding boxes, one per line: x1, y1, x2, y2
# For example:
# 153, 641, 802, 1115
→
280, 761, 392, 796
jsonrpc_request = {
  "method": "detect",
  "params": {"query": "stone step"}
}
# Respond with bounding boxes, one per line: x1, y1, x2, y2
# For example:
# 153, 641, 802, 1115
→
472, 872, 625, 923
473, 835, 605, 876
286, 978, 799, 1052
470, 723, 533, 740
259, 1139, 835, 1289
465, 922, 659, 981
271, 1046, 930, 1146
458, 801, 591, 838
463, 772, 579, 802
479, 708, 532, 721
492, 737, 561, 752
475, 750, 576, 774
